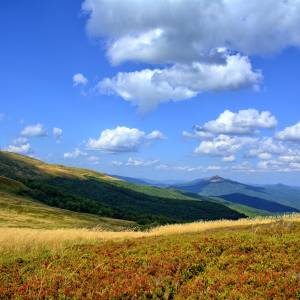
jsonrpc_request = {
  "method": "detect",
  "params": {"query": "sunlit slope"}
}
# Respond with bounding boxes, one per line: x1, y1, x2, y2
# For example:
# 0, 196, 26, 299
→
0, 190, 135, 230
0, 151, 245, 225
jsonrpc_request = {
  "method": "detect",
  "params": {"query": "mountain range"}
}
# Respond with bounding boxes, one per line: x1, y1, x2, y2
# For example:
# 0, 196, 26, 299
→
0, 151, 298, 229
111, 175, 300, 216
171, 175, 300, 213
0, 151, 244, 228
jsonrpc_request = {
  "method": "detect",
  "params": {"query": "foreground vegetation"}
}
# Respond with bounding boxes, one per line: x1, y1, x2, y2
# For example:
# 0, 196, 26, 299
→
0, 215, 299, 299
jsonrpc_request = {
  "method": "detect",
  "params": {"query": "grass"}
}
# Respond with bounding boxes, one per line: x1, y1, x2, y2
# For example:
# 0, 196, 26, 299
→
0, 214, 300, 299
0, 191, 135, 230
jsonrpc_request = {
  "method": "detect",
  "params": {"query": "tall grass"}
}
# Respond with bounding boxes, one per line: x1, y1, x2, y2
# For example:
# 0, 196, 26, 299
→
1, 214, 299, 261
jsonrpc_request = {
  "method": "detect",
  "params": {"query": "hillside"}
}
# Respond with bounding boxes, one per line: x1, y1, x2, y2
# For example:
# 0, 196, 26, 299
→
1, 215, 299, 299
0, 189, 135, 230
172, 176, 300, 213
0, 151, 244, 225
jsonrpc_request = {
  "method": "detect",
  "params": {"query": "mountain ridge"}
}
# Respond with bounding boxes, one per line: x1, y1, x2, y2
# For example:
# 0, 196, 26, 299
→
0, 151, 245, 226
171, 175, 300, 212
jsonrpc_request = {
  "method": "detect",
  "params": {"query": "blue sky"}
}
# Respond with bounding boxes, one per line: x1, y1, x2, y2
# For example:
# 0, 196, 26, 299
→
1, 0, 300, 185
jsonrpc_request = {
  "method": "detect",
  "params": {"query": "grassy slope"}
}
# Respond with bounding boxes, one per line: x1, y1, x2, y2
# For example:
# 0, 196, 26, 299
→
0, 217, 299, 299
0, 190, 135, 230
208, 196, 271, 217
0, 151, 245, 225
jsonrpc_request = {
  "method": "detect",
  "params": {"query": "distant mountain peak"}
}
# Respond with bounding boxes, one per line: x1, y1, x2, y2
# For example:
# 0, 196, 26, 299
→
208, 175, 225, 183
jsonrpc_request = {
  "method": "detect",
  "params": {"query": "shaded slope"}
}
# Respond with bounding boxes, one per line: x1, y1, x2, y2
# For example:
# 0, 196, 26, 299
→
0, 190, 135, 230
0, 152, 245, 225
221, 193, 299, 213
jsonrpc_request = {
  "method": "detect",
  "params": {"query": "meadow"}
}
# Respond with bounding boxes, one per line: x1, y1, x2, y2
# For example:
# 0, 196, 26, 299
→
1, 214, 300, 299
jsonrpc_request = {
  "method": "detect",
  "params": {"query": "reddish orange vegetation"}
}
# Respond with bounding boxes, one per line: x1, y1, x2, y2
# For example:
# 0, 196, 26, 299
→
1, 221, 300, 299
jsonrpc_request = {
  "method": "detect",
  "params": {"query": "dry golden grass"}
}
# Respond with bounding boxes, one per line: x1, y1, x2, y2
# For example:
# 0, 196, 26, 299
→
149, 213, 300, 236
1, 214, 299, 261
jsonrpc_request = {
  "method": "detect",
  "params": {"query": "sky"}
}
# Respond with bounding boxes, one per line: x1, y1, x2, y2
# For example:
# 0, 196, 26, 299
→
1, 0, 300, 185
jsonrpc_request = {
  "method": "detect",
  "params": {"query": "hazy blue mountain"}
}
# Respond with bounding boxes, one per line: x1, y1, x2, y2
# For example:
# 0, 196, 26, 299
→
111, 175, 184, 187
172, 176, 300, 212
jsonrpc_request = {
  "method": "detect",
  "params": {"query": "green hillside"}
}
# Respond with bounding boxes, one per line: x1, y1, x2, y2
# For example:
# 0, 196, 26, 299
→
208, 196, 272, 217
0, 190, 135, 230
0, 151, 245, 226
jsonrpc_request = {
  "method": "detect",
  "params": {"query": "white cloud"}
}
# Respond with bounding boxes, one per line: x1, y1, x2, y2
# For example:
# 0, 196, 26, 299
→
126, 157, 159, 167
231, 162, 254, 172
64, 148, 87, 159
207, 165, 222, 171
182, 127, 214, 141
13, 137, 28, 145
278, 154, 300, 163
53, 127, 63, 141
82, 0, 300, 64
7, 143, 31, 154
194, 134, 254, 157
201, 109, 277, 135
73, 73, 88, 86
82, 0, 300, 111
86, 126, 163, 152
276, 122, 300, 142
99, 54, 261, 112
21, 124, 47, 137
222, 155, 236, 162
248, 138, 287, 159
155, 163, 204, 172
86, 155, 100, 164
146, 130, 164, 140
112, 160, 123, 166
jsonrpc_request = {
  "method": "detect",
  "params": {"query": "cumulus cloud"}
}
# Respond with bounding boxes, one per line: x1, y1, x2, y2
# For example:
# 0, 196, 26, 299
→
155, 163, 204, 172
276, 122, 300, 142
194, 134, 255, 157
73, 73, 88, 86
81, 0, 300, 110
222, 155, 236, 162
82, 0, 300, 64
13, 137, 28, 145
99, 54, 261, 112
182, 128, 214, 141
247, 138, 288, 159
112, 160, 123, 166
64, 148, 87, 159
126, 157, 159, 167
53, 127, 63, 141
86, 155, 100, 164
86, 126, 163, 152
21, 124, 47, 137
201, 109, 277, 135
7, 143, 31, 154
146, 130, 165, 140
111, 157, 159, 167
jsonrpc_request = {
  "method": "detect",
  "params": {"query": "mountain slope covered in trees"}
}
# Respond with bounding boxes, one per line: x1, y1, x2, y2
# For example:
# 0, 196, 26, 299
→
0, 152, 244, 226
